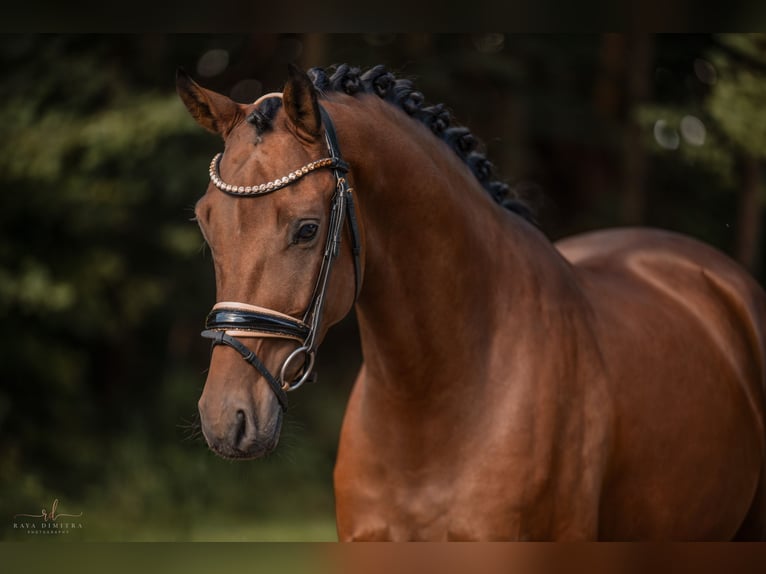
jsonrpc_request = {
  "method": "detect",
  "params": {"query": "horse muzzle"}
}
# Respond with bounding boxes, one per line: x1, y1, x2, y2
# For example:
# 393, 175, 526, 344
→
198, 404, 282, 460
197, 346, 286, 460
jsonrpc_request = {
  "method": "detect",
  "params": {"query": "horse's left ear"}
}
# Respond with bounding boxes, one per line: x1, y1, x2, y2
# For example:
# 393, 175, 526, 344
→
283, 63, 322, 139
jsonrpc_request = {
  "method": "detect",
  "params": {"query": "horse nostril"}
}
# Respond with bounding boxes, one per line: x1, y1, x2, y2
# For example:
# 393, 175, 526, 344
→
234, 409, 247, 448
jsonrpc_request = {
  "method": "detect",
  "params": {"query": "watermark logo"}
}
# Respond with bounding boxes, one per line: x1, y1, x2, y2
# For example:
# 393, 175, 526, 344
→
12, 498, 84, 535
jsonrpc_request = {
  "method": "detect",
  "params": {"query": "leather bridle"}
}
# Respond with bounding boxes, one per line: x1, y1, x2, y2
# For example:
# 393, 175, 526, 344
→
200, 105, 362, 412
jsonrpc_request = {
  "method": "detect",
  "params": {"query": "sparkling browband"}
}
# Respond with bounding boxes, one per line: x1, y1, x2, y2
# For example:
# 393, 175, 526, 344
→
209, 153, 337, 196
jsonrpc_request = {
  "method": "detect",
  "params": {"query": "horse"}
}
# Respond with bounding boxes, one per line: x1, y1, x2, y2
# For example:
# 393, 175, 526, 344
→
176, 63, 766, 540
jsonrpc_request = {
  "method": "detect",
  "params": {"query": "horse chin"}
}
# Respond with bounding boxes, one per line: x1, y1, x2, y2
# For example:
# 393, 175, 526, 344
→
212, 436, 280, 461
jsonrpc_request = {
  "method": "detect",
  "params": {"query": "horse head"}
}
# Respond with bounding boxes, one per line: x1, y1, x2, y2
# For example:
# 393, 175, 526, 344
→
176, 65, 361, 459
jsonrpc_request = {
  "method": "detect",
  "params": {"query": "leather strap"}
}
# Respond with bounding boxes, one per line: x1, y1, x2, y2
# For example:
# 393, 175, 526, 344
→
319, 106, 362, 300
201, 329, 289, 412
205, 306, 310, 341
345, 190, 363, 301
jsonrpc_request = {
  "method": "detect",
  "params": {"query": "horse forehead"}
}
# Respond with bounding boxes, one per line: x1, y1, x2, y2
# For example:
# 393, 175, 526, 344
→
227, 123, 314, 176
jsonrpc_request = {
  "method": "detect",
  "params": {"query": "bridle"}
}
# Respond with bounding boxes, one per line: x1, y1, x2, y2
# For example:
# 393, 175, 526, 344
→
200, 105, 362, 412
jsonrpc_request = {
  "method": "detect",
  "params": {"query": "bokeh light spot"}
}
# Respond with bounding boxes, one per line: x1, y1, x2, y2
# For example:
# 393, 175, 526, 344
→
693, 58, 717, 85
197, 49, 229, 78
680, 115, 706, 146
653, 119, 680, 150
473, 33, 505, 54
231, 79, 264, 104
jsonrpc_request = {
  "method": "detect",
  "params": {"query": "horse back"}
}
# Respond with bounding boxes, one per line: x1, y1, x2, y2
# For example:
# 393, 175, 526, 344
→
557, 227, 766, 407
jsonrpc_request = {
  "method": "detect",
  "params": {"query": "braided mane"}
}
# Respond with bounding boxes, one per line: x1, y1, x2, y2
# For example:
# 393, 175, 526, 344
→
251, 64, 534, 222
308, 64, 534, 222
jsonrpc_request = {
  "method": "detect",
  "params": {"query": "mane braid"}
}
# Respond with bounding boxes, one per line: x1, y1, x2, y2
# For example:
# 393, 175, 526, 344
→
306, 64, 535, 223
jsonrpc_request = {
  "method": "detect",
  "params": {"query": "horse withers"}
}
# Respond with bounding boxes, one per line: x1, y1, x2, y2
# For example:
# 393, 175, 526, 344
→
177, 63, 766, 540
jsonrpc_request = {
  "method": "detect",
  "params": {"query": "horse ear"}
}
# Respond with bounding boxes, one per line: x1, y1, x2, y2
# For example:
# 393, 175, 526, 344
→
283, 63, 322, 139
175, 68, 243, 138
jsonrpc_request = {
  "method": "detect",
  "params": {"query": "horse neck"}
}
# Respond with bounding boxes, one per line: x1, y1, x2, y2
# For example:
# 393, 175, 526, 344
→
329, 97, 568, 401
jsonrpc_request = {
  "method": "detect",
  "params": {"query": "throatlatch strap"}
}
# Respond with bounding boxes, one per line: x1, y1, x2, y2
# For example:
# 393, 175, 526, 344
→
345, 192, 363, 300
201, 330, 288, 412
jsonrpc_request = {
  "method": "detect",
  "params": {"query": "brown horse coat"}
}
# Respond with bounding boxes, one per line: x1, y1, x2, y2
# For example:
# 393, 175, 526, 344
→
177, 65, 766, 540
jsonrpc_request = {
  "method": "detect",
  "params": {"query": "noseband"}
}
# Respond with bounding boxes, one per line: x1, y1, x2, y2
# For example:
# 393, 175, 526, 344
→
200, 106, 362, 412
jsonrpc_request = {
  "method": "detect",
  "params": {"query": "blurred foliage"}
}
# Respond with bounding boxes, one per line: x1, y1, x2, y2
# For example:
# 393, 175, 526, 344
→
633, 34, 766, 262
708, 34, 766, 159
636, 35, 766, 184
1, 34, 765, 541
0, 35, 355, 541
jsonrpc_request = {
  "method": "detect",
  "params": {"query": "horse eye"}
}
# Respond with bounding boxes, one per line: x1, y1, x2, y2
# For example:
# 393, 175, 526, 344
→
295, 222, 319, 243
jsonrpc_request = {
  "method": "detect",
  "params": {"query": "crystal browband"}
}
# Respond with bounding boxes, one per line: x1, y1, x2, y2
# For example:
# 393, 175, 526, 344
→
208, 153, 343, 196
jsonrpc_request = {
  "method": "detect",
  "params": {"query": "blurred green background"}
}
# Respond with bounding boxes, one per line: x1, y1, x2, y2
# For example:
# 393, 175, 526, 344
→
1, 34, 765, 541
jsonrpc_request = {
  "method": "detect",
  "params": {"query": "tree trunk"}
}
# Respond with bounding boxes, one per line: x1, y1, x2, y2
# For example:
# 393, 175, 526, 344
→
736, 155, 763, 274
620, 33, 653, 226
302, 34, 327, 69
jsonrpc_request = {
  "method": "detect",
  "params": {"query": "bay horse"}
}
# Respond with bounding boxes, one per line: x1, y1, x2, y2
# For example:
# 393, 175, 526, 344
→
176, 63, 766, 540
